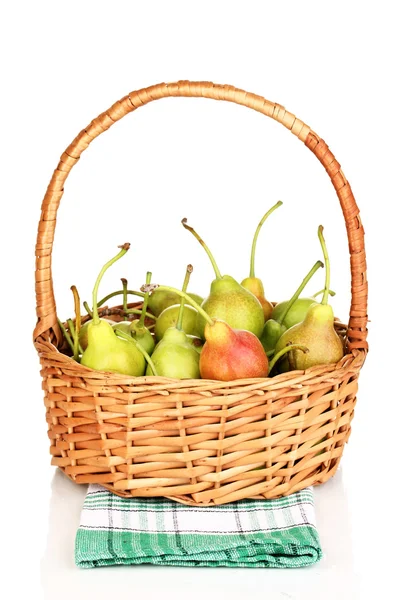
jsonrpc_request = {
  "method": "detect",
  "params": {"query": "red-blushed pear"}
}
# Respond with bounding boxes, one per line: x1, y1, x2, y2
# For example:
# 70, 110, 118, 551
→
200, 320, 268, 381
241, 201, 282, 321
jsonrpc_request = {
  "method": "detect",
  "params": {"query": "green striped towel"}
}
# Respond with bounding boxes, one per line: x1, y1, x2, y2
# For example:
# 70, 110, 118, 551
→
75, 484, 322, 568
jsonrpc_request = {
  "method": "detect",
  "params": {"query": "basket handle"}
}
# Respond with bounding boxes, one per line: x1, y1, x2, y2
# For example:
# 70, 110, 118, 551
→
34, 81, 368, 352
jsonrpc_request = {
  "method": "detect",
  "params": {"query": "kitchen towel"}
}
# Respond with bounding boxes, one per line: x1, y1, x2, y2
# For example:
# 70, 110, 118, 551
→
75, 484, 322, 568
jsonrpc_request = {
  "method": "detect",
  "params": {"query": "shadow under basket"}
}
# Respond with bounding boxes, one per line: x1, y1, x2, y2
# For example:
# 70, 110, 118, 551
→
34, 81, 368, 505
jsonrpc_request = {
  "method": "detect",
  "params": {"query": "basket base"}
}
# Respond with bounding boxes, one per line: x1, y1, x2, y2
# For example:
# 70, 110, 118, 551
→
60, 442, 345, 506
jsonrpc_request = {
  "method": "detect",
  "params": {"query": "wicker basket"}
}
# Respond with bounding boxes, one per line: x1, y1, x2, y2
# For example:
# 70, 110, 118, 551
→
34, 81, 368, 506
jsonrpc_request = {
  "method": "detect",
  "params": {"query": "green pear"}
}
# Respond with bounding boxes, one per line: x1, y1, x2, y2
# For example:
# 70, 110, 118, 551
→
79, 318, 114, 350
82, 319, 145, 376
80, 244, 146, 377
182, 218, 264, 339
155, 304, 199, 341
148, 289, 203, 317
146, 265, 200, 378
146, 327, 200, 378
274, 227, 344, 372
275, 303, 344, 371
196, 276, 264, 339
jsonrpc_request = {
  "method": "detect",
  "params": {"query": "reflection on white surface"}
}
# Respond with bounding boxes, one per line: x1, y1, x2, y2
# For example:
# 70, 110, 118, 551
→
40, 467, 361, 600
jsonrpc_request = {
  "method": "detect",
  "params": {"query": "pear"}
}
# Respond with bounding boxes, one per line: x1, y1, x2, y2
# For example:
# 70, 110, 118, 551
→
148, 288, 203, 317
275, 304, 344, 371
241, 201, 282, 321
79, 318, 114, 350
182, 218, 264, 339
155, 304, 198, 341
82, 319, 145, 375
146, 327, 200, 378
260, 260, 323, 353
81, 279, 136, 350
275, 227, 344, 372
200, 320, 269, 381
145, 266, 200, 379
271, 289, 336, 330
80, 244, 145, 377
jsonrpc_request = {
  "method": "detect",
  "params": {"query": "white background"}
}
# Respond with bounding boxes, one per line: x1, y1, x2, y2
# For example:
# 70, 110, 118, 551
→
1, 1, 399, 598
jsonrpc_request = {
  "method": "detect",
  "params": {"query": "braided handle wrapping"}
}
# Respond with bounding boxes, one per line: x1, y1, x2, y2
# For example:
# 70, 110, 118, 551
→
34, 81, 368, 352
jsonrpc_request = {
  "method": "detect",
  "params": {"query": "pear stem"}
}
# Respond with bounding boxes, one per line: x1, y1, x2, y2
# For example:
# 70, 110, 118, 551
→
67, 319, 83, 356
84, 290, 147, 317
137, 272, 152, 328
58, 318, 74, 354
142, 284, 214, 326
99, 289, 145, 306
114, 328, 158, 376
121, 278, 128, 312
278, 260, 324, 325
268, 344, 309, 373
177, 265, 193, 331
250, 201, 282, 278
313, 289, 336, 298
91, 244, 130, 325
318, 226, 330, 305
83, 301, 93, 318
181, 218, 222, 279
71, 285, 81, 361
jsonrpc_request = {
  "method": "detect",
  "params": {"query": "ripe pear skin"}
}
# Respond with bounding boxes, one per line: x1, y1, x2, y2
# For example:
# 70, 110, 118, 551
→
271, 297, 317, 329
241, 276, 273, 321
275, 303, 344, 371
146, 327, 200, 379
148, 289, 203, 317
196, 276, 264, 340
200, 320, 269, 381
79, 318, 114, 350
155, 304, 199, 341
81, 320, 145, 376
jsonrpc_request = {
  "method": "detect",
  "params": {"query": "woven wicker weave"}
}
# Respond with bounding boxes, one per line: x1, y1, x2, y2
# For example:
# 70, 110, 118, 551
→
34, 81, 368, 505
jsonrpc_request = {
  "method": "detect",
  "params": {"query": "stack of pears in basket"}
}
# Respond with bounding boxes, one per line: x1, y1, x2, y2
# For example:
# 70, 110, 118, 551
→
59, 202, 345, 381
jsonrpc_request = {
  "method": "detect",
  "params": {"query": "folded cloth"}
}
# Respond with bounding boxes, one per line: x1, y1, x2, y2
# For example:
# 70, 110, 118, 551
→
75, 484, 322, 568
